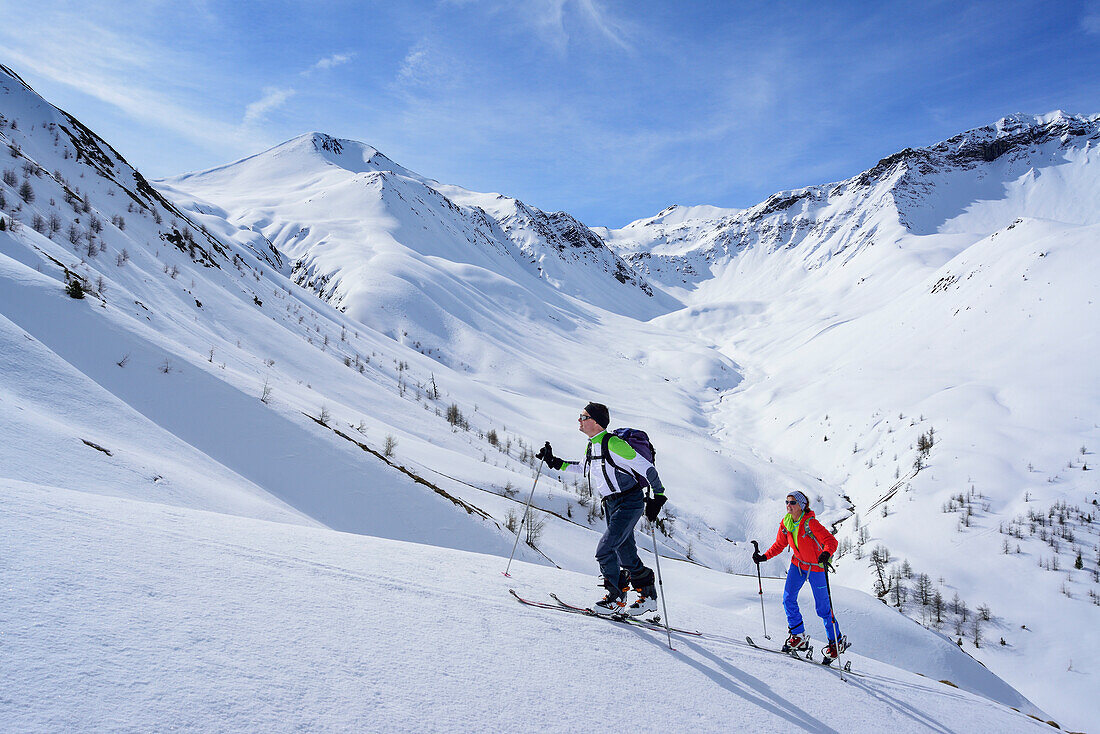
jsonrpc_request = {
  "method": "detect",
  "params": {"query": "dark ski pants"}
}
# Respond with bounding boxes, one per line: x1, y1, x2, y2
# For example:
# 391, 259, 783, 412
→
596, 490, 653, 597
783, 564, 841, 642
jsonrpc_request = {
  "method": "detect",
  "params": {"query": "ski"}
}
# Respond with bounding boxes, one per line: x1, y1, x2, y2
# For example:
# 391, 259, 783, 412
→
745, 635, 814, 661
510, 589, 646, 628
746, 635, 855, 674
512, 590, 860, 676
509, 589, 699, 636
510, 589, 587, 614
548, 593, 702, 636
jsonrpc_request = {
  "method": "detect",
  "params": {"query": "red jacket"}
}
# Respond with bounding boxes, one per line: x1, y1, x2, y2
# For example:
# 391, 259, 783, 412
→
764, 509, 838, 572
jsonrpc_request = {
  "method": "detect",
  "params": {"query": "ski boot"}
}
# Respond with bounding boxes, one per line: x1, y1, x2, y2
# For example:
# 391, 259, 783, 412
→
625, 585, 658, 617
782, 632, 810, 654
592, 581, 627, 616
822, 636, 849, 665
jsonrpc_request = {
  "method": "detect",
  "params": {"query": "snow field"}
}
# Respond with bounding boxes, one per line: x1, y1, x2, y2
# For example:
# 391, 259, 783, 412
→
2, 478, 1053, 733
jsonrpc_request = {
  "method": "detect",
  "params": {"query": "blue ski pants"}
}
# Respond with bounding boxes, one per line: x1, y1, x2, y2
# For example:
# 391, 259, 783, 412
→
595, 489, 652, 596
783, 563, 841, 642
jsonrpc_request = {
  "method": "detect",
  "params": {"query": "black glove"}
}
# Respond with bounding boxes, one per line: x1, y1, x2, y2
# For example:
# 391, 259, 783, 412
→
818, 551, 831, 565
535, 442, 562, 470
644, 493, 667, 521
752, 551, 767, 564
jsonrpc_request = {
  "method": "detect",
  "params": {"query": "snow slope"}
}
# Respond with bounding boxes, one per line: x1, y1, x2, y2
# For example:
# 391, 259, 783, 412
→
4, 477, 1054, 733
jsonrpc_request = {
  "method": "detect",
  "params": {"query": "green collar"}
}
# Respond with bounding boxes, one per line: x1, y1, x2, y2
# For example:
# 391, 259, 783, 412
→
783, 512, 805, 549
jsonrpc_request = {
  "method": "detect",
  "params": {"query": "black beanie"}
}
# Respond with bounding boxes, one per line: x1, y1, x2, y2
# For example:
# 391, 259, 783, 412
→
584, 402, 610, 428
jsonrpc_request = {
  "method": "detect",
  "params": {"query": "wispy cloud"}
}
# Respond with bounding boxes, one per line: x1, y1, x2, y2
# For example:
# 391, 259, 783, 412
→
1083, 1, 1100, 34
396, 40, 461, 89
242, 87, 296, 127
0, 3, 360, 161
449, 0, 635, 53
397, 42, 432, 86
306, 53, 355, 74
528, 0, 634, 53
0, 26, 245, 153
573, 0, 632, 52
524, 0, 570, 53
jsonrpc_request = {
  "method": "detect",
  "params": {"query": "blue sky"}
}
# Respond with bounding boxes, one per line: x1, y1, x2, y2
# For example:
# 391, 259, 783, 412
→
3, 0, 1099, 226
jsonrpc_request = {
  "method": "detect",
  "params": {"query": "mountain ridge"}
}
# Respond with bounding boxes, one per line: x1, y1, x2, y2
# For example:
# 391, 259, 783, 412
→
602, 112, 1100, 285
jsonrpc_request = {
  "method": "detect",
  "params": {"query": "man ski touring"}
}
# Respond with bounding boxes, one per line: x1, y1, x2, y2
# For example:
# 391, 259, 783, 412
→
536, 402, 667, 617
752, 491, 848, 662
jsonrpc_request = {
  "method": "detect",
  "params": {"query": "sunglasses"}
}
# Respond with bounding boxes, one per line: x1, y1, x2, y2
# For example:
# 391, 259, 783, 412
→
785, 500, 801, 506
578, 414, 592, 421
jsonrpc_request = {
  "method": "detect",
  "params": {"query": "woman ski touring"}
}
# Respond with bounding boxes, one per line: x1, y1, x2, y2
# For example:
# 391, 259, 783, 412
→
752, 491, 848, 663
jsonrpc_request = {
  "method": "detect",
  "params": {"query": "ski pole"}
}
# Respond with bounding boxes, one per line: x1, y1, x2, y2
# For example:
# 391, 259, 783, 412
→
503, 463, 543, 577
822, 558, 847, 676
647, 491, 674, 650
750, 540, 770, 640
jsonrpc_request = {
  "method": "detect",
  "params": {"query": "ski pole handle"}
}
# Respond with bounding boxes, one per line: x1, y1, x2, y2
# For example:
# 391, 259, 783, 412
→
750, 541, 764, 590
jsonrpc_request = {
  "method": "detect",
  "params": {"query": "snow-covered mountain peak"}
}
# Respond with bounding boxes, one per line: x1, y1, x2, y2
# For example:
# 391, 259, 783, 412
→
289, 131, 421, 180
602, 111, 1100, 290
993, 110, 1098, 135
625, 204, 745, 230
161, 131, 673, 371
851, 111, 1100, 193
168, 131, 427, 198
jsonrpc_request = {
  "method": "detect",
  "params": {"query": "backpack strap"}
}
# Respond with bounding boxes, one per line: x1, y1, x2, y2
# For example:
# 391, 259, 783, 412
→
601, 432, 645, 492
601, 433, 626, 473
803, 522, 826, 554
586, 440, 614, 486
599, 433, 617, 491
